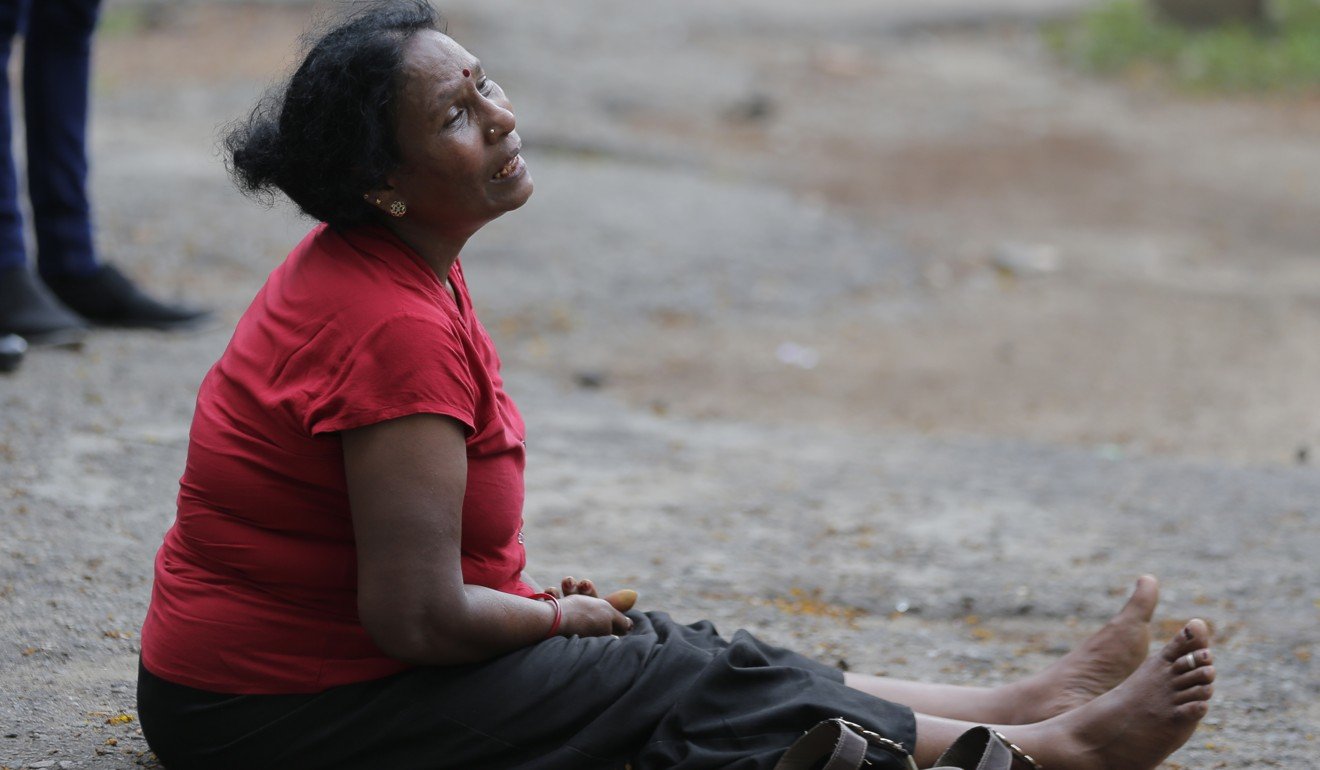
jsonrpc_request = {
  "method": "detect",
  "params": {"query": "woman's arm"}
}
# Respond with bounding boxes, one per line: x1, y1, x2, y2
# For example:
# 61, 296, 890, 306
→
343, 413, 631, 665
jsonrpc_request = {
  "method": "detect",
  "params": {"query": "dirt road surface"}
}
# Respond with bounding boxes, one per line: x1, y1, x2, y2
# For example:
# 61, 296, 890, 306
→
2, 1, 1317, 767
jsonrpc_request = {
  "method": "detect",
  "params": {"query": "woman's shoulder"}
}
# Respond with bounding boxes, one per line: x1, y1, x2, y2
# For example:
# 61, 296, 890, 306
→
274, 225, 447, 323
223, 226, 460, 382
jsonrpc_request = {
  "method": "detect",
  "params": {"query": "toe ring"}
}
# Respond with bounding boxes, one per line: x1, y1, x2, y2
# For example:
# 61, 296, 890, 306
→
1179, 652, 1198, 672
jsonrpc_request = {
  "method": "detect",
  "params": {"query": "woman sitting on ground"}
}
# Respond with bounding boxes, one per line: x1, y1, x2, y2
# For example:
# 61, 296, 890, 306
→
136, 3, 1215, 768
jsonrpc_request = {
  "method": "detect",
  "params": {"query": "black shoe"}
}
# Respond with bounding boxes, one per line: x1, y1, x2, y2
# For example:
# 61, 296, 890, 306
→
44, 264, 210, 330
0, 265, 89, 346
0, 333, 25, 373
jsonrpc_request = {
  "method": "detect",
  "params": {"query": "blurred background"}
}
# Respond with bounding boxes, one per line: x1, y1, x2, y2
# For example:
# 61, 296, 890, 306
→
87, 0, 1320, 465
3, 0, 1319, 767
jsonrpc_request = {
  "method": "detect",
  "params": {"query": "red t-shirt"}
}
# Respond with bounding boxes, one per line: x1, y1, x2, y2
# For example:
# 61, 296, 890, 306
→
140, 224, 532, 694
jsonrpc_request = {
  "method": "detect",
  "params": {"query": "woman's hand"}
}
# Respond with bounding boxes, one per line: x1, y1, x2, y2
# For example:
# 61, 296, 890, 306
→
547, 577, 639, 612
557, 594, 634, 637
545, 576, 596, 599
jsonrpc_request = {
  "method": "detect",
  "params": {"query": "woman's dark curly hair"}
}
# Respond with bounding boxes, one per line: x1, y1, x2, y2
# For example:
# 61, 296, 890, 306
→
225, 1, 443, 229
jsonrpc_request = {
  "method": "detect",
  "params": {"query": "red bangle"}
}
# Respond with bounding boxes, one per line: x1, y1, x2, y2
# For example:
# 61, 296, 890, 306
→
531, 592, 562, 638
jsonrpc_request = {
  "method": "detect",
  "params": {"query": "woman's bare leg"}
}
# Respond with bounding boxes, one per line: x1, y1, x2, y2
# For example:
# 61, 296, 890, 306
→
845, 576, 1159, 724
909, 620, 1215, 770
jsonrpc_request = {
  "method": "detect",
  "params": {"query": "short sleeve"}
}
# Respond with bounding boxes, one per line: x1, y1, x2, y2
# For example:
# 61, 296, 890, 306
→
303, 312, 478, 436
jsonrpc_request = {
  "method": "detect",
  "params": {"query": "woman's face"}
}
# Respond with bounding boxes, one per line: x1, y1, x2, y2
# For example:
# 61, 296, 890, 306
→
384, 31, 533, 235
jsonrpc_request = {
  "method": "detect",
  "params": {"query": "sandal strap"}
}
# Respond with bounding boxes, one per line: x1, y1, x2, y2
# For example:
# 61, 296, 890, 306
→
931, 726, 1044, 770
990, 730, 1044, 770
774, 718, 918, 770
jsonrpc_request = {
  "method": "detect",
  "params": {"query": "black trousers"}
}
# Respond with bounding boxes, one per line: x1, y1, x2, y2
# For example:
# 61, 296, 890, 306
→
138, 612, 916, 770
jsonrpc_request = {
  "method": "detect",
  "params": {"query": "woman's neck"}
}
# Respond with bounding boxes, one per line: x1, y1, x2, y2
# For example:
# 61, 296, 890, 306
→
383, 220, 473, 281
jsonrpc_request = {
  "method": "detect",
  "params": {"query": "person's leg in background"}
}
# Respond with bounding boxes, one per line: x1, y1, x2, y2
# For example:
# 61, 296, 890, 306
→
25, 0, 208, 330
25, 0, 99, 280
0, 0, 29, 272
0, 0, 87, 345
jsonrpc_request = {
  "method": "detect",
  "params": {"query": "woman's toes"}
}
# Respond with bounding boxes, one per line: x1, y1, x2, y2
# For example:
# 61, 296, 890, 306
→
1176, 700, 1211, 720
1121, 575, 1160, 622
1185, 619, 1211, 645
1174, 683, 1215, 706
1163, 619, 1212, 661
1174, 665, 1216, 689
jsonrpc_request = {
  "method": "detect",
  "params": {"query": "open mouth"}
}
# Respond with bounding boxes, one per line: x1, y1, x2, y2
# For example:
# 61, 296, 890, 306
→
492, 153, 524, 181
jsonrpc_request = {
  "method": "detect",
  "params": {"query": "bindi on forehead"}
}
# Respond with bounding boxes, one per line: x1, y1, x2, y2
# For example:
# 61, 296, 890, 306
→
462, 68, 470, 78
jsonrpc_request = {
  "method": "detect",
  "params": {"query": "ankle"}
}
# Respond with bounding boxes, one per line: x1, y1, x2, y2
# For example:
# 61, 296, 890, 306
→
995, 676, 1051, 725
986, 679, 1030, 725
998, 719, 1095, 770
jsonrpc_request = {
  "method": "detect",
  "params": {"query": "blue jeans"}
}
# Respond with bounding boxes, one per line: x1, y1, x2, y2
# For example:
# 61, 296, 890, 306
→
0, 0, 102, 276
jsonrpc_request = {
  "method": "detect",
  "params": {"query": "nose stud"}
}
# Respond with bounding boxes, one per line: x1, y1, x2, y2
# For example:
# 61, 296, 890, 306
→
488, 127, 497, 137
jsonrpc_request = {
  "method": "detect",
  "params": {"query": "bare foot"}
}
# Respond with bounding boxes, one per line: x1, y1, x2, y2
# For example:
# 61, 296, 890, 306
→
1008, 619, 1215, 770
1006, 575, 1158, 723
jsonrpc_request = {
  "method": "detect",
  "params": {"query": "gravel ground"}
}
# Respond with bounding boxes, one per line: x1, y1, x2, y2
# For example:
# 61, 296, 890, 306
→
2, 1, 1318, 768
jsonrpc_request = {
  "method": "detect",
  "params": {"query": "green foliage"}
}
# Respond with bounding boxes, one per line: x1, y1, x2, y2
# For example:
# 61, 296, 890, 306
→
97, 6, 152, 38
1045, 0, 1320, 92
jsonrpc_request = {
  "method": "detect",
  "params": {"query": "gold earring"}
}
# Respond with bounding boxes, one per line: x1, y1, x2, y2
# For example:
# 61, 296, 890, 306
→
389, 201, 407, 218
